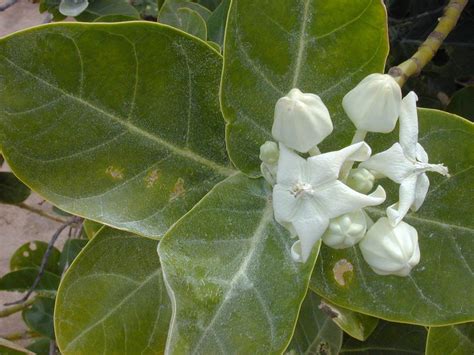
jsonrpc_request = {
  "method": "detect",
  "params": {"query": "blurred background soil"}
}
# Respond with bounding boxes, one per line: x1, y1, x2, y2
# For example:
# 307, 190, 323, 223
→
0, 0, 61, 339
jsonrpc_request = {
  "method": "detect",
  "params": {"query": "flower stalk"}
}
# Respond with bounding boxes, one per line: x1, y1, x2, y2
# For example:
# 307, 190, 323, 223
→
389, 0, 468, 87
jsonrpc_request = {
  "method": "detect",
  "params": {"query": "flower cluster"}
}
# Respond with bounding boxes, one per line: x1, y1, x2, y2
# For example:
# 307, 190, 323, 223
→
261, 75, 449, 277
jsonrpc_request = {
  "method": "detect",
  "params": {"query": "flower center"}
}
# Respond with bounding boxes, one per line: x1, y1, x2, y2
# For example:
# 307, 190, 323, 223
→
292, 182, 314, 198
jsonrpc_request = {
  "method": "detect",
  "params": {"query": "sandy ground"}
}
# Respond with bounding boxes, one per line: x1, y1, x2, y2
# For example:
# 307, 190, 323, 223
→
0, 0, 62, 339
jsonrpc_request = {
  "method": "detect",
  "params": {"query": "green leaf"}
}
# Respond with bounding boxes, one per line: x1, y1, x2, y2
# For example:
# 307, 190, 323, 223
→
426, 323, 474, 355
340, 320, 427, 354
22, 297, 55, 339
55, 228, 171, 354
286, 292, 343, 354
82, 219, 103, 239
58, 239, 88, 270
197, 0, 221, 11
173, 8, 208, 40
221, 0, 389, 175
318, 297, 378, 341
0, 22, 234, 238
158, 0, 212, 24
159, 173, 319, 353
311, 109, 474, 326
0, 338, 34, 355
207, 0, 230, 45
447, 86, 474, 121
93, 14, 140, 22
26, 338, 51, 355
10, 241, 61, 275
0, 268, 60, 292
76, 0, 140, 21
0, 172, 30, 204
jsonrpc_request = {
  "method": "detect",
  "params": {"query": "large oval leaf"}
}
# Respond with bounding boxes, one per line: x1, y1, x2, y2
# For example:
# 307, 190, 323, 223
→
0, 22, 234, 238
159, 173, 319, 353
426, 323, 474, 355
55, 228, 171, 354
221, 0, 389, 175
311, 110, 474, 326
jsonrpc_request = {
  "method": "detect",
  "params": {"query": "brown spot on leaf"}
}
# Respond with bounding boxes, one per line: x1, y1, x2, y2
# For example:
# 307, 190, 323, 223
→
144, 169, 161, 188
318, 301, 340, 318
169, 178, 185, 201
106, 166, 124, 180
333, 259, 353, 286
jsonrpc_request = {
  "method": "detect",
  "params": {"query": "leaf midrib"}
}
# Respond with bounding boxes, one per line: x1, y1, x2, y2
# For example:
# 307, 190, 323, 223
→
0, 54, 235, 177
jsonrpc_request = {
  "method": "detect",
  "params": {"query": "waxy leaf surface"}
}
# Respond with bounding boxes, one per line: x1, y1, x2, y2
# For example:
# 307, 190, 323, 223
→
0, 23, 234, 238
312, 110, 474, 326
159, 174, 319, 354
55, 228, 171, 354
221, 0, 389, 175
426, 323, 474, 355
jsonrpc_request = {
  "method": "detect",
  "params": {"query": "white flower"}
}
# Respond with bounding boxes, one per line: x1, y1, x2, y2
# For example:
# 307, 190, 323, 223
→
346, 168, 375, 194
272, 88, 333, 153
322, 210, 372, 249
359, 217, 420, 277
342, 73, 402, 133
59, 0, 89, 17
360, 92, 449, 226
273, 142, 386, 262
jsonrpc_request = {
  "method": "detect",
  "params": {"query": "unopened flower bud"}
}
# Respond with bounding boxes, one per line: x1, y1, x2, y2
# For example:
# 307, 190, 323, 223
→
322, 210, 368, 249
342, 74, 402, 133
59, 0, 89, 17
260, 163, 277, 186
359, 217, 420, 277
259, 141, 279, 165
272, 88, 333, 153
346, 168, 375, 194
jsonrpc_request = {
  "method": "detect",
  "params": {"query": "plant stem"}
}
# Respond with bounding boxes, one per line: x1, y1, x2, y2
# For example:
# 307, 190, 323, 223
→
17, 203, 66, 224
1, 330, 39, 341
0, 297, 36, 318
388, 0, 468, 87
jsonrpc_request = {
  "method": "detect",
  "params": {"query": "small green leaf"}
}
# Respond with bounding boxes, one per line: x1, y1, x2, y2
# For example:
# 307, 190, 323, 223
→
426, 323, 474, 355
22, 297, 55, 339
55, 228, 171, 354
0, 268, 60, 292
158, 0, 212, 24
76, 0, 140, 21
174, 7, 208, 39
0, 23, 234, 238
0, 172, 30, 204
221, 0, 389, 175
0, 338, 34, 355
447, 86, 474, 121
58, 239, 88, 270
26, 338, 51, 355
207, 0, 230, 45
318, 297, 378, 341
159, 173, 319, 353
10, 241, 61, 275
82, 220, 103, 239
340, 320, 427, 354
286, 292, 343, 354
312, 110, 474, 326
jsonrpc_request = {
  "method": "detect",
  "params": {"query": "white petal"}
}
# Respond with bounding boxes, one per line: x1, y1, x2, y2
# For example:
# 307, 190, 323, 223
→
413, 173, 430, 211
291, 200, 329, 263
360, 143, 414, 183
313, 180, 386, 219
399, 91, 419, 159
416, 143, 429, 163
276, 143, 305, 186
273, 184, 299, 224
307, 142, 371, 185
386, 174, 418, 226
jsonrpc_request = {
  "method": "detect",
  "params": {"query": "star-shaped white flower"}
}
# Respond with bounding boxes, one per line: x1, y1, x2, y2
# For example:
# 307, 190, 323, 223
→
360, 92, 449, 226
273, 142, 386, 262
